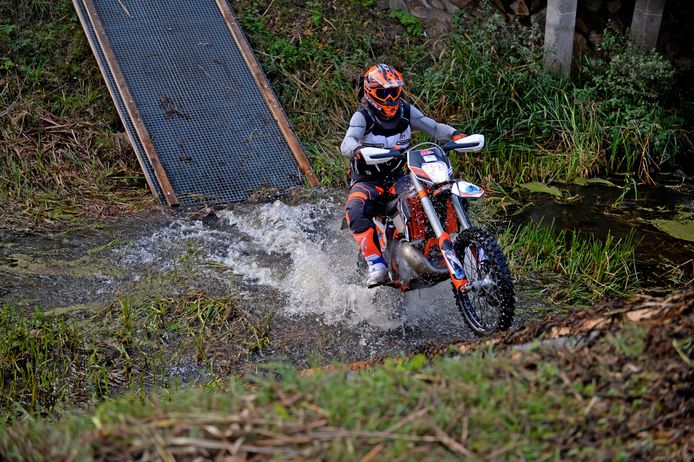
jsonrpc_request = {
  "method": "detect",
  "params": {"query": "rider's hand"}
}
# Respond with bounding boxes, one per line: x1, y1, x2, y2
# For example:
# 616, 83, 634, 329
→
451, 130, 466, 141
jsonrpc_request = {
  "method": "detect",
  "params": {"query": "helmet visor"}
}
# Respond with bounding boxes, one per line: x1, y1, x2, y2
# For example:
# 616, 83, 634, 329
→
374, 86, 402, 102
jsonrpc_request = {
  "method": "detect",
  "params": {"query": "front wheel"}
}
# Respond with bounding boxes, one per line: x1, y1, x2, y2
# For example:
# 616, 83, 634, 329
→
452, 228, 515, 335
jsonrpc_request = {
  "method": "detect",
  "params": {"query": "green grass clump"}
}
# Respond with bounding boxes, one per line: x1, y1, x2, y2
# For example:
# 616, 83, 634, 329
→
500, 221, 638, 306
417, 4, 690, 185
390, 10, 424, 37
0, 304, 107, 416
0, 291, 268, 420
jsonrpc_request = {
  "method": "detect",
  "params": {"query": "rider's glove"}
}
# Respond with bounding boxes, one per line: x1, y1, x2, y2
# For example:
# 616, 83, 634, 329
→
451, 130, 466, 141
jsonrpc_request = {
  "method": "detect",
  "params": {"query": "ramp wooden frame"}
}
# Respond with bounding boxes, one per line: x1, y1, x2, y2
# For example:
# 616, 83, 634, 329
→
79, 0, 179, 206
215, 0, 318, 187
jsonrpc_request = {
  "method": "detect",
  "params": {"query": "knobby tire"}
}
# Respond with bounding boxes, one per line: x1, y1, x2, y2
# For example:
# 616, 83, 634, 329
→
452, 228, 515, 335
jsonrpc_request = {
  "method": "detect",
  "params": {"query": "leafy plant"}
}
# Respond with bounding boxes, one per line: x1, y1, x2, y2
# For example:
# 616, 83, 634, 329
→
390, 10, 423, 37
307, 1, 322, 27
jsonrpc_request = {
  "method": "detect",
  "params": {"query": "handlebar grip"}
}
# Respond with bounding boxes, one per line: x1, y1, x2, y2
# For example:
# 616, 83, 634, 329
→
442, 141, 459, 152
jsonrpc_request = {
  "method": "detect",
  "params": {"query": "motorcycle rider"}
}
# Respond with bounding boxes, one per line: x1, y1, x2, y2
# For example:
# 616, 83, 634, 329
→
341, 63, 466, 287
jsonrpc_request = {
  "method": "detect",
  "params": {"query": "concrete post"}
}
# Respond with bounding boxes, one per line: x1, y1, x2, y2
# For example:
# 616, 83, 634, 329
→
630, 0, 666, 51
543, 0, 578, 76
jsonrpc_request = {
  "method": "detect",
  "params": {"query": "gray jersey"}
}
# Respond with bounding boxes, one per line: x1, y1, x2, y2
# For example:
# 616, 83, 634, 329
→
340, 104, 457, 157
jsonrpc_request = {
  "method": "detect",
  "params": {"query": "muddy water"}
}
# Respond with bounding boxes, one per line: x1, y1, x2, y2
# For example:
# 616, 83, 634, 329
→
0, 191, 475, 368
513, 181, 694, 286
1, 183, 691, 371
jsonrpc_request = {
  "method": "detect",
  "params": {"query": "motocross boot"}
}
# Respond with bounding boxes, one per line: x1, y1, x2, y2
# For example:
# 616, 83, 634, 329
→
366, 260, 389, 288
353, 227, 389, 287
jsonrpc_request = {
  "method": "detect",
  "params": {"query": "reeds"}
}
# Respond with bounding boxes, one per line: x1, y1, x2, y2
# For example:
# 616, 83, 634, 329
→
240, 1, 690, 186
500, 221, 638, 305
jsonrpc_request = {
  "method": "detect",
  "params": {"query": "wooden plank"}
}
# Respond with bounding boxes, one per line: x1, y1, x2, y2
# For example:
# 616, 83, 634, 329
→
80, 0, 180, 206
72, 0, 159, 200
215, 0, 320, 187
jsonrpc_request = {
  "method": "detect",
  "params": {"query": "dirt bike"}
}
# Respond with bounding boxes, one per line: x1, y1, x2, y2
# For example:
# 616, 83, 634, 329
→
357, 135, 515, 335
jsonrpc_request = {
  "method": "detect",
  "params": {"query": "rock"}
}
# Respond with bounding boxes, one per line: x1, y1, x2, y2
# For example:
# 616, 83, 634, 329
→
388, 0, 408, 10
190, 207, 219, 226
608, 17, 624, 34
584, 0, 602, 12
510, 0, 529, 16
425, 9, 453, 35
575, 17, 590, 34
529, 0, 544, 12
410, 6, 432, 19
449, 0, 474, 7
588, 31, 603, 46
573, 32, 588, 59
440, 0, 460, 13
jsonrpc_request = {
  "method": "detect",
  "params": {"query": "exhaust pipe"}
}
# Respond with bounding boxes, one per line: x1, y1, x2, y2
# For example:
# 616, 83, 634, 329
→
398, 241, 449, 281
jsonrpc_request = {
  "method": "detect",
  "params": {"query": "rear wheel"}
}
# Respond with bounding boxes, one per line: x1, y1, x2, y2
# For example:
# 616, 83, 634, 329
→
452, 228, 514, 335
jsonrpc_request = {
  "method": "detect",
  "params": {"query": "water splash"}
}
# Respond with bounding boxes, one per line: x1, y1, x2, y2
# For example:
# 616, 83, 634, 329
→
218, 199, 404, 328
113, 197, 469, 340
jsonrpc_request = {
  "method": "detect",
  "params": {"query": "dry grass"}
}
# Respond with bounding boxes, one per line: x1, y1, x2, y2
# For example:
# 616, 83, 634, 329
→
0, 103, 155, 229
2, 290, 692, 461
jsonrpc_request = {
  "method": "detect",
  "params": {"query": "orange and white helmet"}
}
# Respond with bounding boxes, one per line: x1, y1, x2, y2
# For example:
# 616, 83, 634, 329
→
363, 63, 404, 119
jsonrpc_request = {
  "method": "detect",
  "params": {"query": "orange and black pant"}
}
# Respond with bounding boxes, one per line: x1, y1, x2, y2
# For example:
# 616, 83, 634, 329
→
345, 176, 410, 265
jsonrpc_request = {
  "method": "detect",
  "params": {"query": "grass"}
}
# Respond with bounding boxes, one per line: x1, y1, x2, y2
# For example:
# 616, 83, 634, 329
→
236, 0, 691, 187
1, 291, 691, 460
0, 291, 269, 421
1, 0, 690, 226
499, 221, 639, 307
0, 0, 152, 229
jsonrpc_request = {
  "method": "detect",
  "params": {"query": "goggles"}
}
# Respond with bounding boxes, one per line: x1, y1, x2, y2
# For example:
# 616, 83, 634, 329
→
373, 86, 402, 102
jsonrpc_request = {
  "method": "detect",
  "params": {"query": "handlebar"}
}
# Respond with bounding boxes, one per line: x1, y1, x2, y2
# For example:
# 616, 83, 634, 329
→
359, 135, 484, 166
368, 150, 406, 160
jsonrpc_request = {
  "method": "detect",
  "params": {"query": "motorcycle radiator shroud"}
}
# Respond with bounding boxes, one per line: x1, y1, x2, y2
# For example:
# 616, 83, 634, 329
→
379, 192, 459, 291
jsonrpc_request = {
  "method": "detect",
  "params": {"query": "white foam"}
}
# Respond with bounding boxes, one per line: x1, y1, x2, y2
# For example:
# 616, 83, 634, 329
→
218, 200, 403, 327
115, 199, 463, 333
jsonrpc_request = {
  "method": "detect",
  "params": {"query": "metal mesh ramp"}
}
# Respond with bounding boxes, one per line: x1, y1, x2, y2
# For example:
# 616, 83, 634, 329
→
74, 0, 317, 206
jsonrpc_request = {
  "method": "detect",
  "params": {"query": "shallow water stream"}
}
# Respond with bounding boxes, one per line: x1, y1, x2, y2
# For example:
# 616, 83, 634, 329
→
0, 192, 476, 369
513, 180, 694, 286
1, 183, 691, 372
